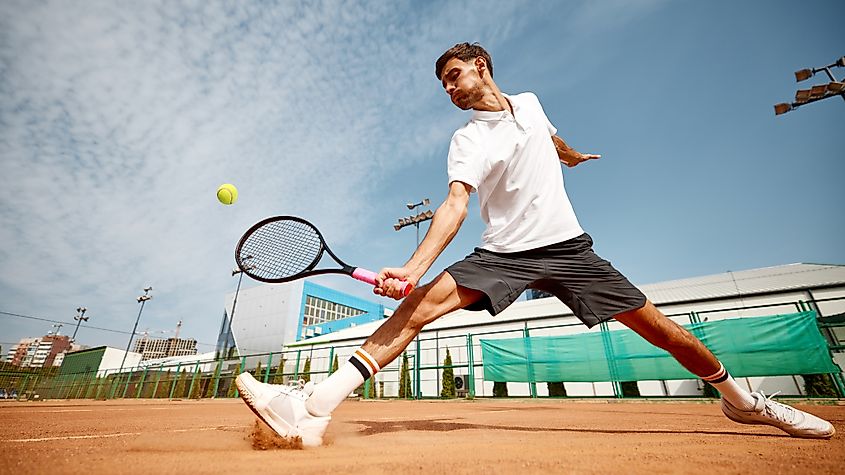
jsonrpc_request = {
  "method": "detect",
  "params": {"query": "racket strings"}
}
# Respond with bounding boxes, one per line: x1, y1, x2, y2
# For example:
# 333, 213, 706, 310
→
239, 219, 322, 279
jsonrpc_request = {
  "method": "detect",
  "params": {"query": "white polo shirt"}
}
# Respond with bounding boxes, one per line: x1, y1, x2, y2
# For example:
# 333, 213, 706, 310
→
447, 92, 584, 253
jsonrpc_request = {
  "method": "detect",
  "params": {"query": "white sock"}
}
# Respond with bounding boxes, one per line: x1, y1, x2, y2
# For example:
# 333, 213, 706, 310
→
306, 348, 379, 417
702, 362, 756, 410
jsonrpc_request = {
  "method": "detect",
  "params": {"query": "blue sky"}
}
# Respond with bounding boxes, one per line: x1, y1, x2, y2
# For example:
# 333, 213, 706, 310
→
1, 0, 843, 354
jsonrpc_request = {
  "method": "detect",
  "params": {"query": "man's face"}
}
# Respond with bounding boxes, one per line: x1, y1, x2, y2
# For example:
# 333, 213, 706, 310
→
440, 57, 486, 110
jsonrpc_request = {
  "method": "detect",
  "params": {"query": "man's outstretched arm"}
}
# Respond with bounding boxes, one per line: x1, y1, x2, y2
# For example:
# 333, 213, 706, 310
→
375, 180, 472, 299
552, 135, 601, 167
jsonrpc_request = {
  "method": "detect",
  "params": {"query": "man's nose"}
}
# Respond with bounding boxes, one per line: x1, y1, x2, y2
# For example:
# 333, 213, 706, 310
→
445, 84, 456, 95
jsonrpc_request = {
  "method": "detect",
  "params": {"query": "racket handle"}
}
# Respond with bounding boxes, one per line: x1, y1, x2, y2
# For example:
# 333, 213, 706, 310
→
352, 268, 413, 297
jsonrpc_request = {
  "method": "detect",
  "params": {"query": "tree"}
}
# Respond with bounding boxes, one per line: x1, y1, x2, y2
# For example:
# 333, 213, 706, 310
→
440, 349, 456, 398
332, 354, 339, 374
547, 382, 566, 397
173, 369, 189, 399
802, 374, 838, 397
493, 381, 508, 397
189, 368, 203, 399
620, 381, 640, 397
398, 352, 412, 399
302, 357, 311, 383
272, 359, 286, 384
701, 380, 720, 398
253, 361, 263, 381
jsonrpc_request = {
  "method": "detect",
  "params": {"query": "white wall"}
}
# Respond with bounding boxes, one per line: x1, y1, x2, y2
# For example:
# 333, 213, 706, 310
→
226, 281, 304, 356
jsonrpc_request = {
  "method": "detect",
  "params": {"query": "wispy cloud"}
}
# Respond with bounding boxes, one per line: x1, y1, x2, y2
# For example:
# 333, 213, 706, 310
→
0, 0, 544, 348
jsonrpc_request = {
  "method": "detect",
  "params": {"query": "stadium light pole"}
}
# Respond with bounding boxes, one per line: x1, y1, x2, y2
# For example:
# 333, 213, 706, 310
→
226, 255, 253, 358
394, 198, 433, 248
117, 287, 152, 375
774, 55, 845, 115
70, 307, 88, 343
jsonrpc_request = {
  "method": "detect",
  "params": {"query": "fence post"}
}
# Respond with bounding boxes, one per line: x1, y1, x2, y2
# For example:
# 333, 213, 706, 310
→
169, 363, 183, 400
264, 354, 273, 383
211, 359, 223, 398
233, 356, 246, 398
152, 364, 164, 399
136, 366, 149, 398
414, 337, 422, 399
599, 321, 622, 398
466, 334, 475, 398
121, 366, 135, 398
187, 362, 200, 398
523, 324, 537, 398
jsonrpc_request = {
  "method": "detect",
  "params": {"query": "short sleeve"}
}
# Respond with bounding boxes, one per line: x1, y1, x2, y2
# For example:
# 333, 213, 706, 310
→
447, 129, 483, 192
530, 92, 557, 136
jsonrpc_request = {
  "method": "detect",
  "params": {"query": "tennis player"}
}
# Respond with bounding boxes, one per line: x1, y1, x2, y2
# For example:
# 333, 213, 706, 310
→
236, 43, 835, 446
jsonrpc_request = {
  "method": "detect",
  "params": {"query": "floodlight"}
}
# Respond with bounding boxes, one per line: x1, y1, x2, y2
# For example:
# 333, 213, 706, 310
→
794, 89, 812, 103
424, 210, 434, 218
774, 103, 792, 115
393, 224, 402, 231
837, 57, 845, 68
794, 68, 813, 82
406, 203, 415, 210
810, 85, 827, 98
827, 81, 844, 94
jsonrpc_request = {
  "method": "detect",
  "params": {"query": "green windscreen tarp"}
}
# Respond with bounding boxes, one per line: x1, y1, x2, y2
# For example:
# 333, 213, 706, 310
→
480, 311, 840, 383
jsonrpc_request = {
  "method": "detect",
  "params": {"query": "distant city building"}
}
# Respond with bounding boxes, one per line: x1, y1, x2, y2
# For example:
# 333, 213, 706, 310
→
217, 280, 388, 356
133, 337, 198, 361
6, 334, 72, 368
526, 289, 554, 300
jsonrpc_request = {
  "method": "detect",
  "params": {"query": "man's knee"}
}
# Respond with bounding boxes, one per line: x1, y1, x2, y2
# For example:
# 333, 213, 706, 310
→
401, 276, 460, 330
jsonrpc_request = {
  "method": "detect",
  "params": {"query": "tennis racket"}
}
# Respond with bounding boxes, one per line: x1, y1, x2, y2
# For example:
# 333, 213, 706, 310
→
235, 216, 412, 296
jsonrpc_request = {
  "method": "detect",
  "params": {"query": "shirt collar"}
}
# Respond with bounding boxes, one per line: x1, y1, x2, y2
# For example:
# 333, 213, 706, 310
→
472, 93, 517, 122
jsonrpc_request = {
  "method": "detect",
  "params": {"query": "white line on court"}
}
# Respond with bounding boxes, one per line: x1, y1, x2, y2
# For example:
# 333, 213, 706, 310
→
4, 425, 243, 443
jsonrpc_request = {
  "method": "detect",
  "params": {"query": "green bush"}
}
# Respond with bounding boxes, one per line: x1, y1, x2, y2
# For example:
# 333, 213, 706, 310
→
301, 358, 311, 383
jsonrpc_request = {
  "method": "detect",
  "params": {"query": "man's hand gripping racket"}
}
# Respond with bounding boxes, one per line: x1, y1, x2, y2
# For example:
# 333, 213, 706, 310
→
235, 216, 413, 297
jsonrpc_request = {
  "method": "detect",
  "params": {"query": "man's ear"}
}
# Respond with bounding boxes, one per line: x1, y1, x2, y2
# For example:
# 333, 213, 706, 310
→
475, 56, 488, 77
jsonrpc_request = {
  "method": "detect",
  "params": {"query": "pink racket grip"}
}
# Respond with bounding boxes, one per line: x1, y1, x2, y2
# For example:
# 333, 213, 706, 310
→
352, 268, 413, 297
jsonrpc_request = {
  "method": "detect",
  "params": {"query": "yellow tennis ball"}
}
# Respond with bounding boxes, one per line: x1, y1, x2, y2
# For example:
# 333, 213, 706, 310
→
217, 183, 238, 205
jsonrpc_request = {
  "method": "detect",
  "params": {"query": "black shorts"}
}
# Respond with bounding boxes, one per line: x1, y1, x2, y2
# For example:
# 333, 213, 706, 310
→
445, 233, 647, 327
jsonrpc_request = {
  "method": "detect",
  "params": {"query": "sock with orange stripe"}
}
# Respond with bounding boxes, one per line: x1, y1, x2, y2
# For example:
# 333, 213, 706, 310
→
702, 362, 756, 410
305, 348, 380, 417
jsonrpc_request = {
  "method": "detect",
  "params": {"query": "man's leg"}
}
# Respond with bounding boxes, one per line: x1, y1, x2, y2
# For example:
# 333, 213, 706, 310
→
306, 271, 483, 416
614, 300, 834, 438
236, 272, 482, 446
614, 300, 754, 407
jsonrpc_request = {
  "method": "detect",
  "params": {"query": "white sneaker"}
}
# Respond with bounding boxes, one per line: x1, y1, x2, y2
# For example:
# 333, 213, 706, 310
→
235, 373, 330, 447
721, 391, 835, 439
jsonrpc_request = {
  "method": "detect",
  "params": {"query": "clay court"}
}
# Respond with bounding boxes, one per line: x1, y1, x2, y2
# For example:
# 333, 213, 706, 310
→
1, 398, 844, 474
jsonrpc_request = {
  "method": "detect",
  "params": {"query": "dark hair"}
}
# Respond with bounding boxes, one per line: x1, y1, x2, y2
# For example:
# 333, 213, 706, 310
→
435, 42, 493, 80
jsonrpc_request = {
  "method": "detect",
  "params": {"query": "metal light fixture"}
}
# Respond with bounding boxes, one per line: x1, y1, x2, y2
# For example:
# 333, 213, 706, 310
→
774, 103, 792, 115
776, 55, 845, 116
71, 307, 89, 342
794, 68, 813, 82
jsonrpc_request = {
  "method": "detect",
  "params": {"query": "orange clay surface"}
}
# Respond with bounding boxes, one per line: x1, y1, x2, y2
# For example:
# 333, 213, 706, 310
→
1, 398, 844, 474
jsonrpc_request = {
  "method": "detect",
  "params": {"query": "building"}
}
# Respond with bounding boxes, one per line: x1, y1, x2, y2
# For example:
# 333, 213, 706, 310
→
217, 280, 387, 357
281, 263, 845, 399
134, 337, 198, 361
6, 334, 73, 368
59, 346, 143, 377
